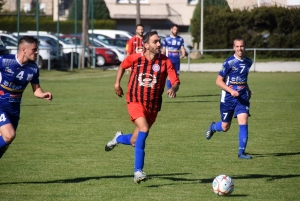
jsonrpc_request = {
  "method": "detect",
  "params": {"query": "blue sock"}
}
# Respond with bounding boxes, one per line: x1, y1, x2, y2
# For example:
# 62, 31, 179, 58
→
238, 125, 248, 155
212, 121, 224, 132
166, 80, 172, 90
134, 131, 148, 172
116, 134, 132, 145
0, 136, 8, 149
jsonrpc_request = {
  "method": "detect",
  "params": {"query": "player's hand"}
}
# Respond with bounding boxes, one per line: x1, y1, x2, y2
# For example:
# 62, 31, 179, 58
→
248, 91, 253, 100
167, 90, 176, 98
43, 92, 53, 101
115, 86, 124, 98
230, 90, 239, 97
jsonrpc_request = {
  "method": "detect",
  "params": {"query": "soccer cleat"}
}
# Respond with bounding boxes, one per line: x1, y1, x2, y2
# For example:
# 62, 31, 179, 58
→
238, 153, 252, 159
105, 131, 122, 152
134, 170, 147, 184
205, 122, 216, 140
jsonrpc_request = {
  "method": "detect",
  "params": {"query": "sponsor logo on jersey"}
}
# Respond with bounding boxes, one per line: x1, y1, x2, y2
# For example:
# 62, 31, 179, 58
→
27, 74, 33, 81
5, 67, 14, 74
152, 64, 160, 72
138, 73, 157, 88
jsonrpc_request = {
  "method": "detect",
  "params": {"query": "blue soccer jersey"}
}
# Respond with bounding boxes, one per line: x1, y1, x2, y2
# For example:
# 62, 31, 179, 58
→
163, 35, 184, 62
218, 54, 253, 121
0, 54, 40, 116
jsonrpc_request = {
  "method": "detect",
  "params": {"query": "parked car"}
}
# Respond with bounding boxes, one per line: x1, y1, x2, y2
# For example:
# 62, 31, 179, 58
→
0, 44, 9, 56
15, 31, 88, 67
60, 35, 119, 66
88, 29, 134, 40
99, 38, 128, 48
89, 37, 126, 62
1, 31, 54, 69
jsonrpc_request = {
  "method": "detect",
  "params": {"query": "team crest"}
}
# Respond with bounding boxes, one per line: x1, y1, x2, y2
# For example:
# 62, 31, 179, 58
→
152, 64, 160, 72
5, 67, 14, 74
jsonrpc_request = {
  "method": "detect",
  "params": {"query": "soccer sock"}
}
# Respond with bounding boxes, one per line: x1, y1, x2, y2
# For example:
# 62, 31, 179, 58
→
0, 136, 8, 149
116, 134, 132, 145
212, 121, 224, 132
134, 131, 148, 172
238, 124, 248, 155
166, 79, 172, 90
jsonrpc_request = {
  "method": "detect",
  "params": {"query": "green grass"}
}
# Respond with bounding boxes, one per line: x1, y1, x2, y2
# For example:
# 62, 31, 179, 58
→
1, 69, 300, 200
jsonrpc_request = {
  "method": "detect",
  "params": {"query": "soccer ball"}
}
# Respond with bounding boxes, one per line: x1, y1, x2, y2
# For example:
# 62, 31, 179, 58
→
212, 175, 234, 196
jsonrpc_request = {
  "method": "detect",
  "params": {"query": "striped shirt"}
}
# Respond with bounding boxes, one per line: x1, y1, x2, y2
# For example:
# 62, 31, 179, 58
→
121, 52, 180, 112
126, 35, 143, 55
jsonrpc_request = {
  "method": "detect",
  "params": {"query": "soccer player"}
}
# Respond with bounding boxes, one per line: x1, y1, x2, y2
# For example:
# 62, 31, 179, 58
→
0, 36, 53, 159
161, 24, 186, 90
126, 24, 144, 56
105, 31, 180, 183
205, 36, 253, 159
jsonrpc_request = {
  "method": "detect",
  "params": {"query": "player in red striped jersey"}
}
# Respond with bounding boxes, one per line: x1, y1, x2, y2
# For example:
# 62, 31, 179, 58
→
126, 24, 144, 56
105, 31, 180, 183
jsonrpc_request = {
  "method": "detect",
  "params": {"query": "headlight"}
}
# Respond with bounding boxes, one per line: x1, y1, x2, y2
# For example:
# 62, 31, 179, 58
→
117, 49, 125, 54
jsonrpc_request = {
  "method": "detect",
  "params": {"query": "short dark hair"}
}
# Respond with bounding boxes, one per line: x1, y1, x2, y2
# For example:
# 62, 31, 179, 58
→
136, 24, 144, 28
18, 36, 39, 46
142, 31, 158, 44
171, 24, 179, 29
233, 36, 246, 46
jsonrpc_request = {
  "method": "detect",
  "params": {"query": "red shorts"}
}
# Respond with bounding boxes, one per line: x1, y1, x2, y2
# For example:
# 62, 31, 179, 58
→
127, 102, 158, 127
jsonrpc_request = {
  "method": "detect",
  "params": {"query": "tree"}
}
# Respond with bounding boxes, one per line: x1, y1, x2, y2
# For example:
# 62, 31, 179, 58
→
190, 0, 229, 48
0, 0, 6, 12
68, 0, 110, 20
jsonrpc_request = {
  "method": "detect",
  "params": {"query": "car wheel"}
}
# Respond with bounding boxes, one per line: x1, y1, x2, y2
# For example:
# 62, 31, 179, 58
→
96, 55, 105, 66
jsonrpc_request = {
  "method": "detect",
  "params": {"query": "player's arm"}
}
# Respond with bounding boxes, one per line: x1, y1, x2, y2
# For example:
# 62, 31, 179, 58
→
114, 64, 126, 97
126, 39, 132, 56
216, 75, 239, 97
180, 45, 186, 58
31, 83, 53, 101
166, 59, 180, 98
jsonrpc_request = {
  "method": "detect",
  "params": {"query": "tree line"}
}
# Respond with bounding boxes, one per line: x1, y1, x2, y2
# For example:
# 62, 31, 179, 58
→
190, 2, 300, 58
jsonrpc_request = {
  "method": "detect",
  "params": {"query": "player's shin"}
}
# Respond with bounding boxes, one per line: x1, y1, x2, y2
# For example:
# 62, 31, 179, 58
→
134, 131, 148, 172
238, 124, 248, 155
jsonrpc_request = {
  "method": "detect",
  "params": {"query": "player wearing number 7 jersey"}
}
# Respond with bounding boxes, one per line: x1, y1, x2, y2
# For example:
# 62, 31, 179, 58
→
205, 36, 253, 159
0, 36, 53, 159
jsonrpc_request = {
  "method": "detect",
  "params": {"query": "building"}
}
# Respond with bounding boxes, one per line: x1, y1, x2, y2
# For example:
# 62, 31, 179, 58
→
227, 0, 300, 10
103, 0, 199, 32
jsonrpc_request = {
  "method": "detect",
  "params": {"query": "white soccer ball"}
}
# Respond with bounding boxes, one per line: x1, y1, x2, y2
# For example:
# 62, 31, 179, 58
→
212, 175, 234, 196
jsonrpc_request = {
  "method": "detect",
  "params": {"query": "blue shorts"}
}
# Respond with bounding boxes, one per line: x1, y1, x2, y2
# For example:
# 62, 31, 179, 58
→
219, 95, 250, 122
170, 59, 180, 75
0, 111, 20, 130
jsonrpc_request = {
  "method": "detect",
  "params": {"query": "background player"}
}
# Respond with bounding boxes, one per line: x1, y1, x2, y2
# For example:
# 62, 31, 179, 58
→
0, 36, 53, 159
205, 36, 253, 159
161, 24, 186, 90
126, 24, 144, 56
105, 31, 180, 183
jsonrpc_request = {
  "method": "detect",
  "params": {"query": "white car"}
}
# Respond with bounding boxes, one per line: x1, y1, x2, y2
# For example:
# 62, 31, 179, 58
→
88, 29, 134, 40
0, 32, 53, 69
15, 31, 88, 67
90, 37, 126, 62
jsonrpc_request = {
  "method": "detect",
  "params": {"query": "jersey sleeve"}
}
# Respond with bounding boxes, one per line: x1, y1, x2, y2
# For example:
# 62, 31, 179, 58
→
30, 68, 40, 84
166, 58, 180, 85
120, 54, 134, 69
218, 60, 230, 78
162, 37, 167, 47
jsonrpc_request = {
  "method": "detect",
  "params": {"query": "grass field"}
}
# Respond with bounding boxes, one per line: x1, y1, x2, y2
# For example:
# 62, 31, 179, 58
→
1, 69, 300, 200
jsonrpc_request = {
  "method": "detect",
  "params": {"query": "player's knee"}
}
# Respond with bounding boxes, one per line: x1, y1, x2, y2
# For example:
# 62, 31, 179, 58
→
2, 131, 16, 143
222, 125, 230, 132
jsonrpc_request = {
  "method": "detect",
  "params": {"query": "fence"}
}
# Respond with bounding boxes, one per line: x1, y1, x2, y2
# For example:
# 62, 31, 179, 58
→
187, 48, 300, 72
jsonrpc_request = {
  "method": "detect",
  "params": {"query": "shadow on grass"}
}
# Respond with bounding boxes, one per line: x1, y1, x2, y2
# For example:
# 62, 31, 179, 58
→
249, 151, 300, 157
1, 173, 299, 186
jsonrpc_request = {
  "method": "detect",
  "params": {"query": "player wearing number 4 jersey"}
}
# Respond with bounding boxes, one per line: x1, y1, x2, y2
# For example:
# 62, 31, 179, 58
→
205, 36, 253, 159
0, 36, 53, 159
105, 31, 180, 183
